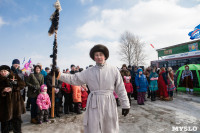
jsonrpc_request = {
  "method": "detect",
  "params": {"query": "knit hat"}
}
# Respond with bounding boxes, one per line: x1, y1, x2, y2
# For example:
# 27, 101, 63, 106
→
12, 59, 20, 65
71, 64, 75, 68
89, 44, 109, 60
40, 84, 47, 92
124, 76, 131, 83
45, 67, 50, 70
0, 65, 10, 72
121, 64, 127, 69
137, 68, 143, 74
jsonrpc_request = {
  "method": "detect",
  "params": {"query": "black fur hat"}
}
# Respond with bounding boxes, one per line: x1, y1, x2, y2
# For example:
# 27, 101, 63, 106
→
0, 65, 10, 72
90, 44, 109, 60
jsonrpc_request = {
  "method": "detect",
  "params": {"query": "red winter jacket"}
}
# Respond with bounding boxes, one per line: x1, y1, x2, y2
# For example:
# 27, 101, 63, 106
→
81, 90, 88, 101
124, 76, 133, 93
124, 83, 133, 93
62, 82, 72, 93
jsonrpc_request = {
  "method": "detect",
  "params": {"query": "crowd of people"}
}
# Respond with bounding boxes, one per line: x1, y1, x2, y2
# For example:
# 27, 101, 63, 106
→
117, 64, 177, 106
117, 64, 194, 107
0, 57, 193, 133
0, 59, 91, 133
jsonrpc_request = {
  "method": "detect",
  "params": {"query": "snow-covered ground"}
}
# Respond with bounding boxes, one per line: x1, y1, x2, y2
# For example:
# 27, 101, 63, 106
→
21, 92, 200, 133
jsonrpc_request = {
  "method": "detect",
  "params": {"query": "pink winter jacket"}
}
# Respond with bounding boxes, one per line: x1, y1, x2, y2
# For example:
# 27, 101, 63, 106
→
36, 93, 51, 110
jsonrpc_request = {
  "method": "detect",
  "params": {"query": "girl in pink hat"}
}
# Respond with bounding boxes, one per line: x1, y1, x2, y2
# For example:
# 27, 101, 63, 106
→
36, 84, 51, 124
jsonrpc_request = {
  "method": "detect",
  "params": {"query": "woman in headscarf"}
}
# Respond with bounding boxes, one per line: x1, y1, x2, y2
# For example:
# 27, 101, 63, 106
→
182, 65, 193, 94
158, 67, 170, 101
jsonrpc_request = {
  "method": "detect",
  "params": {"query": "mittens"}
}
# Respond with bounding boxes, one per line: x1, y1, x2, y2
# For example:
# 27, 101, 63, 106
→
122, 108, 130, 117
55, 88, 59, 94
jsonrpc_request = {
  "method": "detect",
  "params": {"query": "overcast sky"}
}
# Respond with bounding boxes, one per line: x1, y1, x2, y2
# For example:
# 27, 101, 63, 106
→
0, 0, 200, 70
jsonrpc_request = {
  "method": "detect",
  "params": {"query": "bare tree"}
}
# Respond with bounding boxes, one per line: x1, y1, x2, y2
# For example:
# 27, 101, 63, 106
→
119, 31, 146, 66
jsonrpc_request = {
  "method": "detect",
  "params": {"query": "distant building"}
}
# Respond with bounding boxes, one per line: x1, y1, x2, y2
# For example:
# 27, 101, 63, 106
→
151, 39, 200, 71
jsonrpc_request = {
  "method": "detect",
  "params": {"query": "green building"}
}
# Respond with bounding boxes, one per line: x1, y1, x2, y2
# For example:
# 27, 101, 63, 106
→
151, 39, 200, 71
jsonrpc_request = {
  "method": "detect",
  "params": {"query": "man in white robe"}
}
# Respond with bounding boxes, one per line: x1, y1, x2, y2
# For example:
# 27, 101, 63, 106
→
58, 44, 130, 133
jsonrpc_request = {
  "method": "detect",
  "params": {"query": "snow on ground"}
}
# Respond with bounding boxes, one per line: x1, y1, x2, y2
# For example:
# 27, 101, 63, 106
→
21, 92, 200, 133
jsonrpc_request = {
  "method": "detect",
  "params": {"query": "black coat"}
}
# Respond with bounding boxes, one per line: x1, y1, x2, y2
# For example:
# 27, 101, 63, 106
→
46, 74, 62, 98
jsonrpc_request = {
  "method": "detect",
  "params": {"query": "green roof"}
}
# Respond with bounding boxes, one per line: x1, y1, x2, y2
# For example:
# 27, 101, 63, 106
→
177, 64, 200, 71
157, 39, 200, 57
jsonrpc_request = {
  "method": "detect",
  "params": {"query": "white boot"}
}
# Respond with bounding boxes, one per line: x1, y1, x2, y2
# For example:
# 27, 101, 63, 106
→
190, 89, 193, 95
186, 88, 189, 94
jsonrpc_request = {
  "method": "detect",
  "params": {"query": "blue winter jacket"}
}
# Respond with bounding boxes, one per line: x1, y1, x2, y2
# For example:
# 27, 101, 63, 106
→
40, 69, 47, 84
135, 69, 148, 92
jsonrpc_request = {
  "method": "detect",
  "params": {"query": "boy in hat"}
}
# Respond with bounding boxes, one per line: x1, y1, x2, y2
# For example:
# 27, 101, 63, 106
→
45, 67, 50, 74
57, 44, 130, 133
11, 59, 21, 74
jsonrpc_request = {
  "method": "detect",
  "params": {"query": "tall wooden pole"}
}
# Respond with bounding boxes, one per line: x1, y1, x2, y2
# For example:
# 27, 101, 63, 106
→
49, 0, 61, 118
51, 31, 57, 118
48, 0, 61, 118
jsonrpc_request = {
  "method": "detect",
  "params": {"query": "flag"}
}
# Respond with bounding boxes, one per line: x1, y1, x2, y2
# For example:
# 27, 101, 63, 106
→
150, 44, 155, 48
22, 57, 25, 64
28, 58, 31, 64
188, 24, 200, 40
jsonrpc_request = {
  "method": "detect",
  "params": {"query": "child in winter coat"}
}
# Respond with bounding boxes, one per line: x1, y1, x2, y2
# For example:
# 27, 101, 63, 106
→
72, 85, 82, 114
135, 68, 148, 105
81, 84, 88, 110
62, 82, 73, 114
124, 76, 133, 105
36, 84, 51, 124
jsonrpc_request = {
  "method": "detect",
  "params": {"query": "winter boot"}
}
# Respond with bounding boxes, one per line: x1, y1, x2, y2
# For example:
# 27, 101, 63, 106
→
186, 88, 189, 94
74, 103, 82, 114
38, 121, 42, 124
163, 97, 170, 101
69, 104, 74, 113
65, 106, 70, 114
56, 108, 60, 117
30, 118, 38, 124
190, 89, 194, 95
169, 97, 173, 101
147, 89, 151, 98
12, 117, 22, 133
153, 91, 156, 101
160, 96, 163, 100
151, 92, 154, 101
55, 102, 61, 117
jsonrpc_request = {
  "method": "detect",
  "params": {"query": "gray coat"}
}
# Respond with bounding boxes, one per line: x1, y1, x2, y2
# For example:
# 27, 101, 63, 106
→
59, 63, 130, 133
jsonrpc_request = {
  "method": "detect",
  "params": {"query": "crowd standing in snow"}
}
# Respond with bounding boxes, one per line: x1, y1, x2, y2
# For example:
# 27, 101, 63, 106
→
118, 64, 180, 106
0, 44, 190, 133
